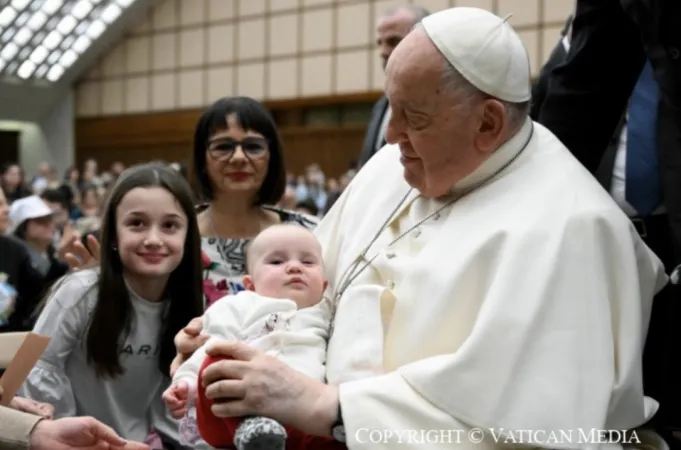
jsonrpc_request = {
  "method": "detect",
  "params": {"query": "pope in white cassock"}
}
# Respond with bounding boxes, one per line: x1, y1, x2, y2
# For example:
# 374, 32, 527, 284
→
180, 7, 669, 450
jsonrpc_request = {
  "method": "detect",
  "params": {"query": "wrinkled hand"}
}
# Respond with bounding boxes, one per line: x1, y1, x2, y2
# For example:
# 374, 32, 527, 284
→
201, 340, 339, 436
170, 317, 208, 377
162, 381, 193, 419
63, 234, 101, 271
10, 396, 54, 418
29, 416, 150, 450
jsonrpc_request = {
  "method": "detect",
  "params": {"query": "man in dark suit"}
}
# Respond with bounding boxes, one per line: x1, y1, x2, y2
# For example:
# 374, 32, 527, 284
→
358, 5, 430, 167
537, 0, 681, 437
529, 15, 572, 119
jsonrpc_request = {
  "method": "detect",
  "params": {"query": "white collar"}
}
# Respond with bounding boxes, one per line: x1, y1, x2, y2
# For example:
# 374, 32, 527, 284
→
451, 117, 533, 194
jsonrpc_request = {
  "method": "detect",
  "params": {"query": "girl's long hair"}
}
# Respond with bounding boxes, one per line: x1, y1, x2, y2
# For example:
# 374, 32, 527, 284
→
87, 162, 203, 379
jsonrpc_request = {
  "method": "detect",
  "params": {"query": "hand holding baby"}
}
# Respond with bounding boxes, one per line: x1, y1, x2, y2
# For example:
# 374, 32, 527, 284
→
162, 380, 195, 419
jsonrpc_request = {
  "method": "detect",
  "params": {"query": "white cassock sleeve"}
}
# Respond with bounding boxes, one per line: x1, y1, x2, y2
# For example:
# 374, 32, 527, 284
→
337, 211, 666, 449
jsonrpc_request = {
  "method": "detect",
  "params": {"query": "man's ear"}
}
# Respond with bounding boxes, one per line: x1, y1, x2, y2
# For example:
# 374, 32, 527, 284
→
243, 275, 255, 291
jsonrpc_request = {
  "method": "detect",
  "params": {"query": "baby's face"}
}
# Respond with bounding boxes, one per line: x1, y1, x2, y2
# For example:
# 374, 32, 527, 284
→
246, 226, 326, 308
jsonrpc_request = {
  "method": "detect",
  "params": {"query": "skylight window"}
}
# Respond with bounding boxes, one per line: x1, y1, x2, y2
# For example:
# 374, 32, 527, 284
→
27, 11, 46, 30
0, 0, 138, 82
57, 15, 77, 34
86, 20, 105, 39
100, 3, 120, 23
29, 46, 48, 64
14, 11, 30, 27
46, 64, 64, 82
42, 0, 63, 15
71, 0, 93, 20
43, 30, 62, 49
0, 8, 18, 27
13, 27, 31, 45
11, 0, 32, 11
1, 43, 19, 61
72, 35, 91, 53
60, 50, 77, 68
17, 60, 35, 78
1, 29, 15, 43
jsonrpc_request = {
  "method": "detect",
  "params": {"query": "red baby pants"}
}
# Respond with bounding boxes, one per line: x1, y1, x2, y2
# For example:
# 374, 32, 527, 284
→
196, 355, 346, 450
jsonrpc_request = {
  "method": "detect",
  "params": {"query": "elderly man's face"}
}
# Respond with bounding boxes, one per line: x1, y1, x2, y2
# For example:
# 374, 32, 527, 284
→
384, 30, 490, 198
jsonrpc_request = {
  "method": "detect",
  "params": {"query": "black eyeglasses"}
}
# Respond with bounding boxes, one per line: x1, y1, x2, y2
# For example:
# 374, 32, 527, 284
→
207, 137, 269, 161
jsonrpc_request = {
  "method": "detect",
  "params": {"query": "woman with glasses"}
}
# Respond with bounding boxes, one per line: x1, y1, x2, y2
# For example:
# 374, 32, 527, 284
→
192, 97, 317, 307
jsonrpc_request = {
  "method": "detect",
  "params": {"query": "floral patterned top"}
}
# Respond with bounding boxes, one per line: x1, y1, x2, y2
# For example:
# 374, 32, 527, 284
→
200, 205, 318, 309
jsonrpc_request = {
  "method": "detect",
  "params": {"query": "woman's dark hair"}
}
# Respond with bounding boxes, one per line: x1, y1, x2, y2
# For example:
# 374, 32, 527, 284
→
191, 96, 286, 205
87, 162, 203, 379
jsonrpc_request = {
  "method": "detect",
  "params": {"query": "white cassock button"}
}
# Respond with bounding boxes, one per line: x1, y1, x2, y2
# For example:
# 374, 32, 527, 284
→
433, 212, 441, 221
387, 280, 395, 289
413, 229, 422, 238
386, 251, 396, 259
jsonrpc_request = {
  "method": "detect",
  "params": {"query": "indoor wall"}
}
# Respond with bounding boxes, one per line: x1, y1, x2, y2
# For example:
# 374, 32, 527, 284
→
76, 0, 573, 116
74, 0, 575, 177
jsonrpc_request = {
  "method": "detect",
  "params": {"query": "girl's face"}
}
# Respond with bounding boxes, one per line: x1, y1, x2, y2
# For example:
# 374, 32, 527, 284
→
204, 114, 270, 198
115, 187, 188, 281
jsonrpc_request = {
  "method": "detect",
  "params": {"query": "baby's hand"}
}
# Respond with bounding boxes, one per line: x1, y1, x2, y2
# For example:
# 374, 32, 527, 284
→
162, 381, 193, 419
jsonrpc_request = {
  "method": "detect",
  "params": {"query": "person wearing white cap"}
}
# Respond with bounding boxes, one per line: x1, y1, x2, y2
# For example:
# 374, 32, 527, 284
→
155, 7, 666, 449
8, 195, 69, 296
9, 195, 55, 236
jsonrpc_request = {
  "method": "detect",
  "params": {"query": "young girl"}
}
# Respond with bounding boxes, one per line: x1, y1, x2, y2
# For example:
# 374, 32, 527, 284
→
21, 162, 204, 449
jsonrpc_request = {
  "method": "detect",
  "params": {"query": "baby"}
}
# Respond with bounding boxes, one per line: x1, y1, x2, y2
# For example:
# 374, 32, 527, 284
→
162, 224, 336, 450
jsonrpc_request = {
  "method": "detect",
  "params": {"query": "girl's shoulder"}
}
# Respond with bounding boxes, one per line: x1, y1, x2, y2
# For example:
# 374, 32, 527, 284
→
47, 268, 99, 311
263, 205, 319, 230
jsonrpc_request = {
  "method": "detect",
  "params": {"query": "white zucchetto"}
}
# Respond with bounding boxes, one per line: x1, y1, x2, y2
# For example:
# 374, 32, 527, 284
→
421, 7, 532, 103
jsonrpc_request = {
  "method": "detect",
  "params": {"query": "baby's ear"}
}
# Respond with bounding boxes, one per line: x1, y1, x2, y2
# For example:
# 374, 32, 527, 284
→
243, 275, 256, 291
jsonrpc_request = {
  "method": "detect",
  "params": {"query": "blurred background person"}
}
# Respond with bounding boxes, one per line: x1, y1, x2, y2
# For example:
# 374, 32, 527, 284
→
358, 4, 430, 167
1, 163, 31, 204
